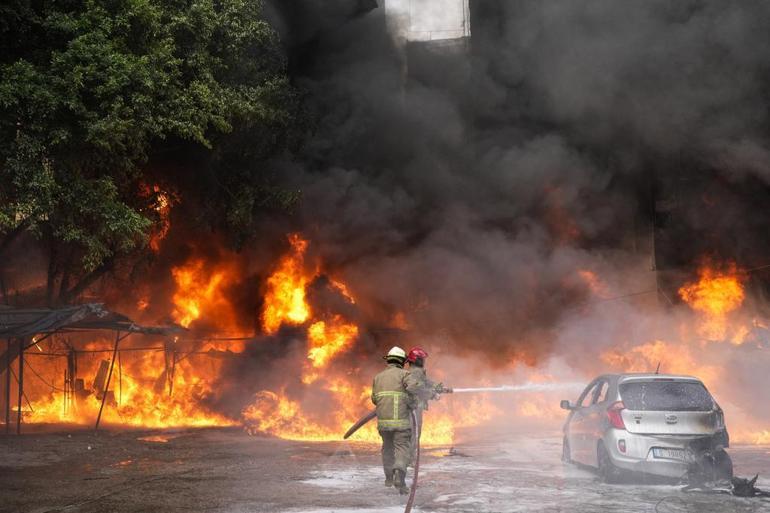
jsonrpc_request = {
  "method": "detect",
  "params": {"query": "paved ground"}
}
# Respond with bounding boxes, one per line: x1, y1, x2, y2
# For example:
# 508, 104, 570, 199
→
2, 426, 769, 513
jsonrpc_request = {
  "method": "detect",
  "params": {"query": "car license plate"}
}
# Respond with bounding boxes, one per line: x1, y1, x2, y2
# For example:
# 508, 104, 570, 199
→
653, 447, 687, 460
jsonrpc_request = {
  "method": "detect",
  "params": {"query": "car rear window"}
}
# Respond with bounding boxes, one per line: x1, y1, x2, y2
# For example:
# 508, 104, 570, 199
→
619, 381, 714, 411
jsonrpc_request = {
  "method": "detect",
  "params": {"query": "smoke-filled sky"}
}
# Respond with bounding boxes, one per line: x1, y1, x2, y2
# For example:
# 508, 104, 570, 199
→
188, 0, 770, 436
256, 0, 770, 363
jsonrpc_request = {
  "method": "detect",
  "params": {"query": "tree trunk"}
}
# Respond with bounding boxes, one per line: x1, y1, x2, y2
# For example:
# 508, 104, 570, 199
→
0, 219, 30, 259
58, 258, 114, 305
45, 232, 58, 308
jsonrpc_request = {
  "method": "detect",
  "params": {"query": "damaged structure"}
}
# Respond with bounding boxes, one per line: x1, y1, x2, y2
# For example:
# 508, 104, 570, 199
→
0, 304, 182, 434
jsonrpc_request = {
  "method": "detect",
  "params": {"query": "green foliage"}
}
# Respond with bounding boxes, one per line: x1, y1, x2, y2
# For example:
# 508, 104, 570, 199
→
0, 0, 298, 302
55, 175, 152, 273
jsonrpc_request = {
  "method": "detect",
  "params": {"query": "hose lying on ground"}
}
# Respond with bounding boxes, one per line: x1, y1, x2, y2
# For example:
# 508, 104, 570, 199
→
404, 410, 421, 513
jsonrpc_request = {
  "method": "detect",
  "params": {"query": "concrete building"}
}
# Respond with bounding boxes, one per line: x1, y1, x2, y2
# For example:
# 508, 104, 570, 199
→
382, 0, 471, 44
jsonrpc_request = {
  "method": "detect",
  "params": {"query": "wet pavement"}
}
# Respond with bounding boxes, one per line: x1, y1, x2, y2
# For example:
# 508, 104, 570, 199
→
1, 426, 769, 512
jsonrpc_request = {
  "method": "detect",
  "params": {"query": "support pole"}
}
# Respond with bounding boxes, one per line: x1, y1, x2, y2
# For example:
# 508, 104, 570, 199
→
67, 348, 77, 414
94, 330, 123, 432
118, 349, 122, 405
16, 338, 23, 435
63, 369, 68, 416
9, 365, 34, 412
169, 348, 176, 397
5, 338, 10, 434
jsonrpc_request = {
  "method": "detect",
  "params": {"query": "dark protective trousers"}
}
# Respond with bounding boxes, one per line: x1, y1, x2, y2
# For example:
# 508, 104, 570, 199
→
379, 429, 412, 477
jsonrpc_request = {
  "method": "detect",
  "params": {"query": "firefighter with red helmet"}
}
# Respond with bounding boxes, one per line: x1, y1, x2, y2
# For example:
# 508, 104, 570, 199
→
405, 346, 451, 454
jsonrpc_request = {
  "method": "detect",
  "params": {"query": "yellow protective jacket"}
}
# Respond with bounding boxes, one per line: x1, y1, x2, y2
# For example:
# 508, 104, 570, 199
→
371, 363, 414, 431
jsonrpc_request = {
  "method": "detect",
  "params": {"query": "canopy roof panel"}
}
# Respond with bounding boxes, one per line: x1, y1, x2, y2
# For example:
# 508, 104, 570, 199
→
0, 304, 183, 338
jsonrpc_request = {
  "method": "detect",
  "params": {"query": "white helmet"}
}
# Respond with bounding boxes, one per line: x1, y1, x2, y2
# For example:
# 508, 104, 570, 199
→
384, 346, 407, 361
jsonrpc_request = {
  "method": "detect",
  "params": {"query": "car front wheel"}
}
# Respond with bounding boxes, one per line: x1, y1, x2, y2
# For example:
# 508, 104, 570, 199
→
597, 442, 623, 484
562, 436, 571, 463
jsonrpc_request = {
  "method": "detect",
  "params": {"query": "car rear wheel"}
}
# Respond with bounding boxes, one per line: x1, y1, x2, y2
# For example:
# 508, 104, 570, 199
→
597, 442, 622, 484
562, 436, 571, 463
712, 449, 733, 482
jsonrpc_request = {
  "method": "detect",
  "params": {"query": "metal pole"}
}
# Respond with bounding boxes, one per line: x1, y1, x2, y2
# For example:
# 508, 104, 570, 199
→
94, 331, 123, 431
169, 348, 176, 397
68, 348, 77, 414
8, 365, 33, 412
63, 369, 68, 416
117, 349, 122, 405
5, 338, 10, 434
17, 338, 23, 435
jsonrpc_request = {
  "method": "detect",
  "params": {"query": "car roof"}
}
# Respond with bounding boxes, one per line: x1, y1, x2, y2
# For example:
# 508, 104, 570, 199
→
606, 373, 702, 382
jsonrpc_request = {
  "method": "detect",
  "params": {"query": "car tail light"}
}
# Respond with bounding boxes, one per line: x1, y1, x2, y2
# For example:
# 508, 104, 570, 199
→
618, 439, 626, 453
606, 401, 626, 430
714, 407, 725, 429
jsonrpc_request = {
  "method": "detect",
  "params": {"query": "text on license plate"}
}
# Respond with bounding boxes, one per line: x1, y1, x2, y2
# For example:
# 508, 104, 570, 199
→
653, 448, 687, 460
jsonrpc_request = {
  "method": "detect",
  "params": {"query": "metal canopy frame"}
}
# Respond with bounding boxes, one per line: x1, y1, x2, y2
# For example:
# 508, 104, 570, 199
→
0, 304, 183, 435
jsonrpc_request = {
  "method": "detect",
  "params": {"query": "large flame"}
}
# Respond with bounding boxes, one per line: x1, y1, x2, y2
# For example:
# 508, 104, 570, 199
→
678, 263, 746, 341
16, 240, 770, 447
172, 260, 227, 328
262, 234, 312, 334
26, 342, 234, 428
239, 234, 497, 445
170, 257, 244, 340
24, 254, 245, 429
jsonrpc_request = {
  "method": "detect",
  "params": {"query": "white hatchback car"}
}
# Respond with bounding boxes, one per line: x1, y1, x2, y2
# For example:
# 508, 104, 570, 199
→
560, 374, 731, 483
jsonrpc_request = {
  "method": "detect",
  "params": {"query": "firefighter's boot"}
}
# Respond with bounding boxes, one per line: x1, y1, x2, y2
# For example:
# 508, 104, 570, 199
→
394, 469, 409, 495
384, 469, 394, 487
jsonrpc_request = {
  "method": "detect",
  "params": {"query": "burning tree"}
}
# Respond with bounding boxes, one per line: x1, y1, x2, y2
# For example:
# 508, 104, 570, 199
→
0, 0, 299, 306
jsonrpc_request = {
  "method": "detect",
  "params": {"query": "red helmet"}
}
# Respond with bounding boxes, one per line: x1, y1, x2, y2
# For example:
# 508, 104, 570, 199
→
407, 346, 428, 363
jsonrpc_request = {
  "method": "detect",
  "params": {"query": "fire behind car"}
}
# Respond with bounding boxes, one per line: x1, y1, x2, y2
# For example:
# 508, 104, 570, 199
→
560, 374, 732, 483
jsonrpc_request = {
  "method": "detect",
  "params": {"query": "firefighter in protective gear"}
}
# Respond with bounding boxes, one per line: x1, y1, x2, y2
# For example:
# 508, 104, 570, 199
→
405, 347, 435, 413
371, 346, 414, 494
404, 346, 446, 463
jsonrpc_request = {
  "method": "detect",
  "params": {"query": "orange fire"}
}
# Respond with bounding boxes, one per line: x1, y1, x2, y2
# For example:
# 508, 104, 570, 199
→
172, 260, 226, 328
262, 234, 313, 333
171, 258, 242, 338
24, 236, 769, 447
239, 234, 497, 445
307, 317, 358, 368
678, 263, 746, 341
23, 250, 251, 429
140, 183, 178, 253
241, 386, 498, 445
26, 340, 234, 428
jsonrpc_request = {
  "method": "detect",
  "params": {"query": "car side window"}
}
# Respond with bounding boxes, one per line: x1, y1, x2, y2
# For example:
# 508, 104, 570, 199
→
592, 381, 609, 405
579, 383, 598, 408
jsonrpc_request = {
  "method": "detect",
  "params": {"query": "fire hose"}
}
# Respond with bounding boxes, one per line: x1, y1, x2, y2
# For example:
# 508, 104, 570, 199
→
404, 409, 420, 513
344, 382, 583, 439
